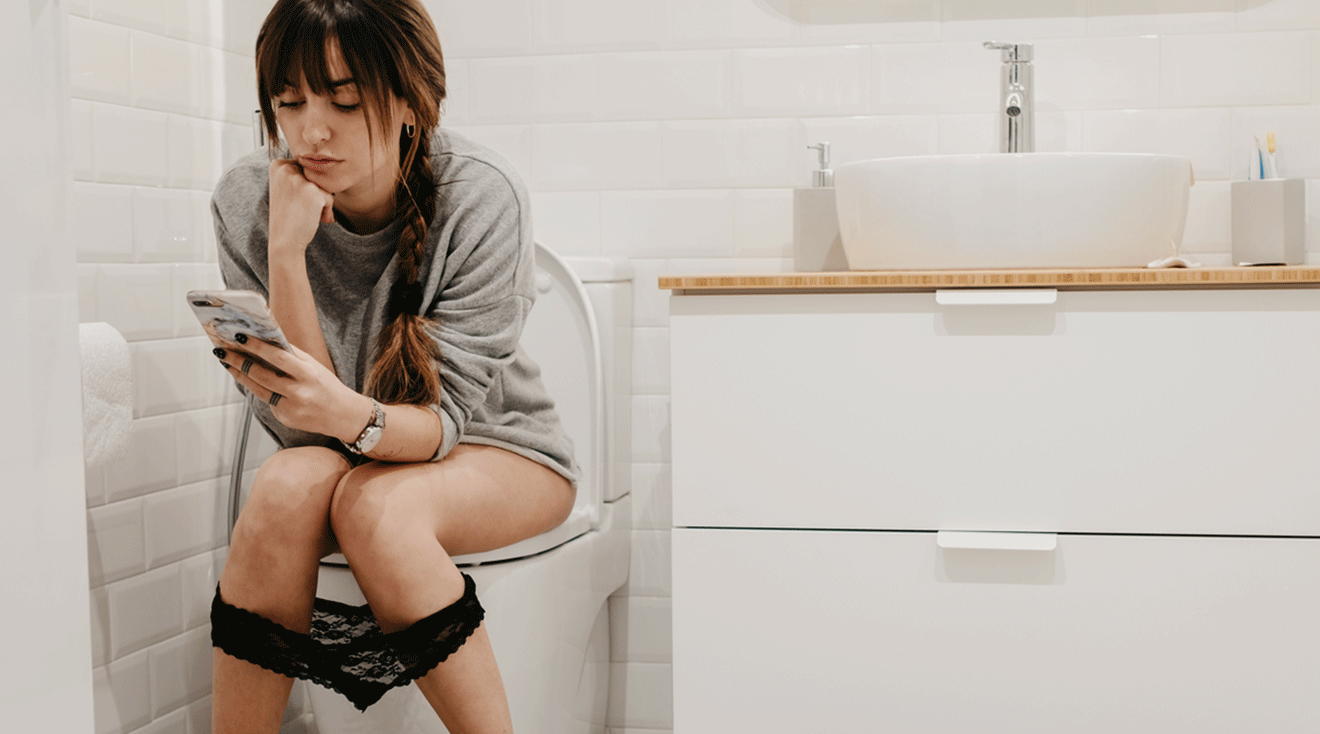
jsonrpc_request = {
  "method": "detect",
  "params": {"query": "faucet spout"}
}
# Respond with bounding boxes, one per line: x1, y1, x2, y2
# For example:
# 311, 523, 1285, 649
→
984, 41, 1034, 153
1004, 90, 1023, 117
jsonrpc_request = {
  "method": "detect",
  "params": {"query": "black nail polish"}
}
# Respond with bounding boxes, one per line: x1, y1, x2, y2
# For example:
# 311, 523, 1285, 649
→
213, 348, 226, 359
234, 333, 248, 344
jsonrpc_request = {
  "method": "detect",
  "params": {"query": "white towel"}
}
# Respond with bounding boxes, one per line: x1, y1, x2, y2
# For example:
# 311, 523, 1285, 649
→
79, 322, 132, 466
1148, 237, 1201, 269
1147, 255, 1201, 268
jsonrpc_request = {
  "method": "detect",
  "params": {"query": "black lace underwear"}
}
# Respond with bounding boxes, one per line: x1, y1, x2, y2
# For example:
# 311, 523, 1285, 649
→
210, 572, 484, 711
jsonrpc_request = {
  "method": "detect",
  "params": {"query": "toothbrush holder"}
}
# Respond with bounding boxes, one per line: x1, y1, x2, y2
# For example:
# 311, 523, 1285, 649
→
1231, 178, 1306, 266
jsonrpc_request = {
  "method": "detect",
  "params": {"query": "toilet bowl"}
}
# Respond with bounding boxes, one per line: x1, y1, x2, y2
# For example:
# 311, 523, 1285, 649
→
227, 243, 633, 734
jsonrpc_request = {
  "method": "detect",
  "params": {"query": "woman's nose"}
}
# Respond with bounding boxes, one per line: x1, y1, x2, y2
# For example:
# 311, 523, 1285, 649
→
302, 106, 330, 146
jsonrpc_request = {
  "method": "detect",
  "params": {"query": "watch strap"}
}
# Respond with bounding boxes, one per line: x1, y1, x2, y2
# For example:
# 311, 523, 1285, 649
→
344, 399, 385, 455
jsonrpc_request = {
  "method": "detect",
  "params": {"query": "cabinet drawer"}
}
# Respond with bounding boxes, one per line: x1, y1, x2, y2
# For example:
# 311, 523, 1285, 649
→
672, 528, 1320, 733
670, 289, 1320, 535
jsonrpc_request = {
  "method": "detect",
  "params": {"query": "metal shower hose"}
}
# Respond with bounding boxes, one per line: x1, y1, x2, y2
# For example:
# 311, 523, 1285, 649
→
226, 401, 255, 544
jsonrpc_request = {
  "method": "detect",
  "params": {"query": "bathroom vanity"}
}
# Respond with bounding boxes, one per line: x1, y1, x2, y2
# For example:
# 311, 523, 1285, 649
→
664, 267, 1320, 732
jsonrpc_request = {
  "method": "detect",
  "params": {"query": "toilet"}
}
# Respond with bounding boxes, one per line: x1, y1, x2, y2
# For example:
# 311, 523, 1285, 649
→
228, 242, 633, 734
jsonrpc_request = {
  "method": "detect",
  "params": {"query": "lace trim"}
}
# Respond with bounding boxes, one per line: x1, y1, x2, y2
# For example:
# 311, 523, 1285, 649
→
211, 573, 485, 711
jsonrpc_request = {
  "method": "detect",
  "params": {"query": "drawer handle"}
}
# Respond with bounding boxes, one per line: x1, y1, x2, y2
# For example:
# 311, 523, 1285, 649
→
936, 530, 1058, 552
935, 289, 1058, 306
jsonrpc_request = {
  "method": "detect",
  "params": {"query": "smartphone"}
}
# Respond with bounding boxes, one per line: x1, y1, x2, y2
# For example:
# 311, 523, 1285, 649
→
186, 289, 291, 351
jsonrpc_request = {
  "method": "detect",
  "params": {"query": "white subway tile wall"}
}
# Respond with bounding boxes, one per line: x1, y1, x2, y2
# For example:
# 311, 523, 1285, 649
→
94, 650, 152, 734
68, 1, 1320, 733
93, 105, 171, 186
72, 182, 135, 262
941, 0, 1088, 41
734, 46, 872, 116
68, 2, 296, 733
530, 0, 668, 53
733, 188, 794, 258
528, 190, 603, 254
596, 51, 734, 121
468, 54, 600, 122
602, 190, 736, 258
659, 119, 799, 188
1162, 31, 1313, 108
69, 17, 133, 105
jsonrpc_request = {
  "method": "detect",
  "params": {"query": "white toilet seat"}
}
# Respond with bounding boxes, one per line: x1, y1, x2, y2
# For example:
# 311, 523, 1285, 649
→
320, 504, 594, 569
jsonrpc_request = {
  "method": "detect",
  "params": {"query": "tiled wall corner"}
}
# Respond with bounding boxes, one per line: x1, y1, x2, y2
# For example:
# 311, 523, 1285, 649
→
94, 650, 152, 734
71, 1, 267, 732
606, 661, 674, 731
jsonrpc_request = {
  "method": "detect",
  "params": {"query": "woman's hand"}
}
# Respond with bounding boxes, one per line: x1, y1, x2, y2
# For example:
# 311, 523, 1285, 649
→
268, 158, 334, 256
265, 159, 338, 375
211, 332, 371, 444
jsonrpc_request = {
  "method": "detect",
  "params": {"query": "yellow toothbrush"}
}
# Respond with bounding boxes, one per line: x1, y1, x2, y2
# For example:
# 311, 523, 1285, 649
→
1265, 132, 1278, 178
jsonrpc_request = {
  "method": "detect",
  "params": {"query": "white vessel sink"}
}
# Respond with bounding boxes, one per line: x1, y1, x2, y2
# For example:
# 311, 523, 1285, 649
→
834, 153, 1193, 270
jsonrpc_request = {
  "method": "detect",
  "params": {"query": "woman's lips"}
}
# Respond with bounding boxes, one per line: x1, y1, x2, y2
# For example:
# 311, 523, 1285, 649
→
299, 156, 340, 174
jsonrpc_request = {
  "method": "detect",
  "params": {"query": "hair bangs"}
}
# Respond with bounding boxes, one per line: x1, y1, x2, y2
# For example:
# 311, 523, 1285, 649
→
330, 18, 398, 136
255, 0, 396, 154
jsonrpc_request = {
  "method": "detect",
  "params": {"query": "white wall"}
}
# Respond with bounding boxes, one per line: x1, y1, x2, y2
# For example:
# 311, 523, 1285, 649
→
427, 1, 1320, 732
66, 0, 295, 732
1, 0, 95, 731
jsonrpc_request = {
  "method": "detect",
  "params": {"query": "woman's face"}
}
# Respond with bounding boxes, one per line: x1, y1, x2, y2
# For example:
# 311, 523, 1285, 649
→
273, 41, 411, 205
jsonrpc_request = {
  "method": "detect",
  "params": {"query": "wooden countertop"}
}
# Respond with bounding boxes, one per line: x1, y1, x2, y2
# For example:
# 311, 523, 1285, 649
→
660, 266, 1320, 294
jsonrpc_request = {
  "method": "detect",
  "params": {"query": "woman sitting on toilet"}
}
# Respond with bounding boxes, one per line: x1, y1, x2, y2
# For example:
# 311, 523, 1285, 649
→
204, 1, 577, 732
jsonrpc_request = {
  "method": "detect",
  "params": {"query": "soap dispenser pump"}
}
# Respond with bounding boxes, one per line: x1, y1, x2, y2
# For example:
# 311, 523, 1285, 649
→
809, 142, 834, 187
794, 142, 848, 271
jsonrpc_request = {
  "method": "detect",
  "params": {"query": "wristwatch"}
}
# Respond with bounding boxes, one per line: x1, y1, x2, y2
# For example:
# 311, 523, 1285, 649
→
344, 399, 386, 455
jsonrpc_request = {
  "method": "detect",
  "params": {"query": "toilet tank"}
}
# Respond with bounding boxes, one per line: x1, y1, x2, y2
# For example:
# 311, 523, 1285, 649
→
520, 243, 633, 529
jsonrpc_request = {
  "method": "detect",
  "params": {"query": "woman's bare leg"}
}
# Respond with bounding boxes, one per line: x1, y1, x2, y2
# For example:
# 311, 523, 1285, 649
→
330, 444, 575, 734
212, 446, 349, 734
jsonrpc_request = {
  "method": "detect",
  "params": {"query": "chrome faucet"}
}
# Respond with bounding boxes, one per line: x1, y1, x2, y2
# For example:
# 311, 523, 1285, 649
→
983, 41, 1034, 153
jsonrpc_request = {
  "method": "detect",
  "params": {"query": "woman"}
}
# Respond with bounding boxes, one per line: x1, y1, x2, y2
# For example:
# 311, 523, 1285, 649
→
205, 1, 576, 732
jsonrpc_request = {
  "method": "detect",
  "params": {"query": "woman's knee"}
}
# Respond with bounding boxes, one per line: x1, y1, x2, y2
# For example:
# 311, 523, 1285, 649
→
233, 446, 350, 554
329, 462, 425, 555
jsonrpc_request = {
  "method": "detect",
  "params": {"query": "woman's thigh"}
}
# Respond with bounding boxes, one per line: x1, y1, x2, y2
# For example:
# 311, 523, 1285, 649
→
331, 443, 575, 559
234, 445, 351, 561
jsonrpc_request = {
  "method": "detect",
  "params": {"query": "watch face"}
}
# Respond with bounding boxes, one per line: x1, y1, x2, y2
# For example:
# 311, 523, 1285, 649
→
358, 425, 383, 453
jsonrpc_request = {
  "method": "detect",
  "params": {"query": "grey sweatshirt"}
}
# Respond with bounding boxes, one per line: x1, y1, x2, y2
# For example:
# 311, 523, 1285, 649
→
211, 129, 577, 484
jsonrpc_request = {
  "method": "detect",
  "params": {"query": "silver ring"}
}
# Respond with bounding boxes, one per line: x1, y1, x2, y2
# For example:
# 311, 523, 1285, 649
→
241, 358, 254, 375
268, 392, 282, 407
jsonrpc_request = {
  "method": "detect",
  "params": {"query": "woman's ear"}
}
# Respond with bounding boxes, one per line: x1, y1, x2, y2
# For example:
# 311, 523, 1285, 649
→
394, 97, 417, 133
396, 102, 417, 140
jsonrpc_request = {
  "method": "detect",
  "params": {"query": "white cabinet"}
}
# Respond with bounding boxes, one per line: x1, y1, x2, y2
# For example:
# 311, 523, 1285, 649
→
670, 287, 1320, 731
673, 528, 1320, 732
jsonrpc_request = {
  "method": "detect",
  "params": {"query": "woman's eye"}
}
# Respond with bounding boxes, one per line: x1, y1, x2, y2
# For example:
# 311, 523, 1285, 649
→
334, 103, 361, 112
277, 100, 303, 109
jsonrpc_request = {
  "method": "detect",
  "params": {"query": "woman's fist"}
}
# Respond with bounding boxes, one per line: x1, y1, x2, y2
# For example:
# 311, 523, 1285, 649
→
268, 158, 334, 255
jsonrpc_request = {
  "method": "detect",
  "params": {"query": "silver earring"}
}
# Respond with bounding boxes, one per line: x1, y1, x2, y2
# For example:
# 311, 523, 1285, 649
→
405, 123, 415, 138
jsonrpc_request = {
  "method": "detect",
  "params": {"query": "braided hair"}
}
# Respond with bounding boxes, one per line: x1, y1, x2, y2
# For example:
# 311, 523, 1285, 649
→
256, 0, 446, 406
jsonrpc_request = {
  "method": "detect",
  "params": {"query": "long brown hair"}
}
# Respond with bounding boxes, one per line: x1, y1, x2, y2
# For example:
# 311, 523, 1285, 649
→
255, 0, 446, 407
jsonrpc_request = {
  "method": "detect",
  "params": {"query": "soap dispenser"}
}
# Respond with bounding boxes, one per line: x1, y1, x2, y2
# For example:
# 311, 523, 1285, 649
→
794, 142, 848, 271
